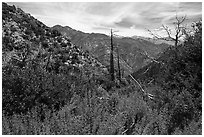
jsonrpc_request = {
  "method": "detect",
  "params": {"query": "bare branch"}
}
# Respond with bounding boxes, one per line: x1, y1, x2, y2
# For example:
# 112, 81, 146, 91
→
143, 67, 150, 74
175, 14, 186, 25
129, 74, 154, 100
141, 50, 164, 65
174, 15, 186, 32
147, 14, 187, 47
147, 79, 154, 85
147, 29, 163, 39
147, 28, 174, 42
129, 74, 146, 94
162, 24, 176, 41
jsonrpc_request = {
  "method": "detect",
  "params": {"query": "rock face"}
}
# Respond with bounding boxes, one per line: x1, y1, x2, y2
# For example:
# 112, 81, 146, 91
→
2, 2, 107, 76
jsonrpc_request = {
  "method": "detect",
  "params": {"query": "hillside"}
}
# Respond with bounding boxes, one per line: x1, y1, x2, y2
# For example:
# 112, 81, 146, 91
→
2, 2, 202, 135
132, 21, 202, 134
52, 25, 169, 75
2, 2, 110, 115
2, 3, 106, 71
131, 35, 174, 45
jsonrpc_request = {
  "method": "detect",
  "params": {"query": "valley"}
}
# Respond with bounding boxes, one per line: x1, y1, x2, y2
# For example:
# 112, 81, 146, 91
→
2, 2, 202, 135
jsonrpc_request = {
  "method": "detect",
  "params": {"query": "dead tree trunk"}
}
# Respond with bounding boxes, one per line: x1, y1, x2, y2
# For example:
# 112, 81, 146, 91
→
117, 45, 121, 82
110, 29, 115, 81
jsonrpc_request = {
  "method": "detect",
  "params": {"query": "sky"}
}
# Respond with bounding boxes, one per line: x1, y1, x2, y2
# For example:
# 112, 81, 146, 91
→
8, 2, 202, 37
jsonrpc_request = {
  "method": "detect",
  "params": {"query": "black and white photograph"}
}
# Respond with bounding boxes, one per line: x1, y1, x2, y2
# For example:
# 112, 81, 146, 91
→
2, 1, 202, 135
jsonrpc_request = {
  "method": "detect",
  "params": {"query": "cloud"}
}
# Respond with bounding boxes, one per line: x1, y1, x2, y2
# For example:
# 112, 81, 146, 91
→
84, 2, 126, 16
8, 2, 202, 37
178, 2, 202, 12
115, 17, 134, 28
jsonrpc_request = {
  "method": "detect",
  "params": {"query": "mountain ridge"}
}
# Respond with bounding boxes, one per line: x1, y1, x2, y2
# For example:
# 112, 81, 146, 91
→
2, 2, 107, 75
2, 2, 202, 135
52, 25, 170, 75
3, 2, 112, 116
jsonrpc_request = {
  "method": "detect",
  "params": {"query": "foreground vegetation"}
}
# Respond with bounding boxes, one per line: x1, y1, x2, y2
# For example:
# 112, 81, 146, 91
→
2, 3, 202, 135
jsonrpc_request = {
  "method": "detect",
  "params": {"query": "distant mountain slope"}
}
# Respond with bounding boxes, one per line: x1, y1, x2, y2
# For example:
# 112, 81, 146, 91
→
2, 2, 110, 116
132, 26, 202, 98
2, 3, 202, 135
131, 22, 202, 134
52, 25, 170, 75
131, 35, 174, 45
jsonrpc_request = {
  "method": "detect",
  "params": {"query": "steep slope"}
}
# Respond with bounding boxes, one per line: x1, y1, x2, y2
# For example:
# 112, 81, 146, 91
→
52, 25, 170, 75
2, 3, 202, 135
132, 21, 202, 134
2, 3, 107, 74
2, 2, 109, 115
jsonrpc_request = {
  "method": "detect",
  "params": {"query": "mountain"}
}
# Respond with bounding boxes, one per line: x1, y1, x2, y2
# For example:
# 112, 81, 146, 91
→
52, 25, 170, 76
2, 3, 202, 135
132, 24, 202, 110
2, 3, 107, 74
2, 2, 109, 116
131, 21, 202, 134
131, 35, 174, 45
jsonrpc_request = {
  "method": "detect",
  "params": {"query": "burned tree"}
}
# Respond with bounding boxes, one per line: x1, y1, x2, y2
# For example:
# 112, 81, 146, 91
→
117, 45, 121, 82
110, 29, 115, 81
148, 14, 187, 47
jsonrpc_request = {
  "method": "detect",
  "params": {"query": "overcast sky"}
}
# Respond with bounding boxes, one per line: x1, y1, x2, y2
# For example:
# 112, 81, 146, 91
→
8, 2, 202, 37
